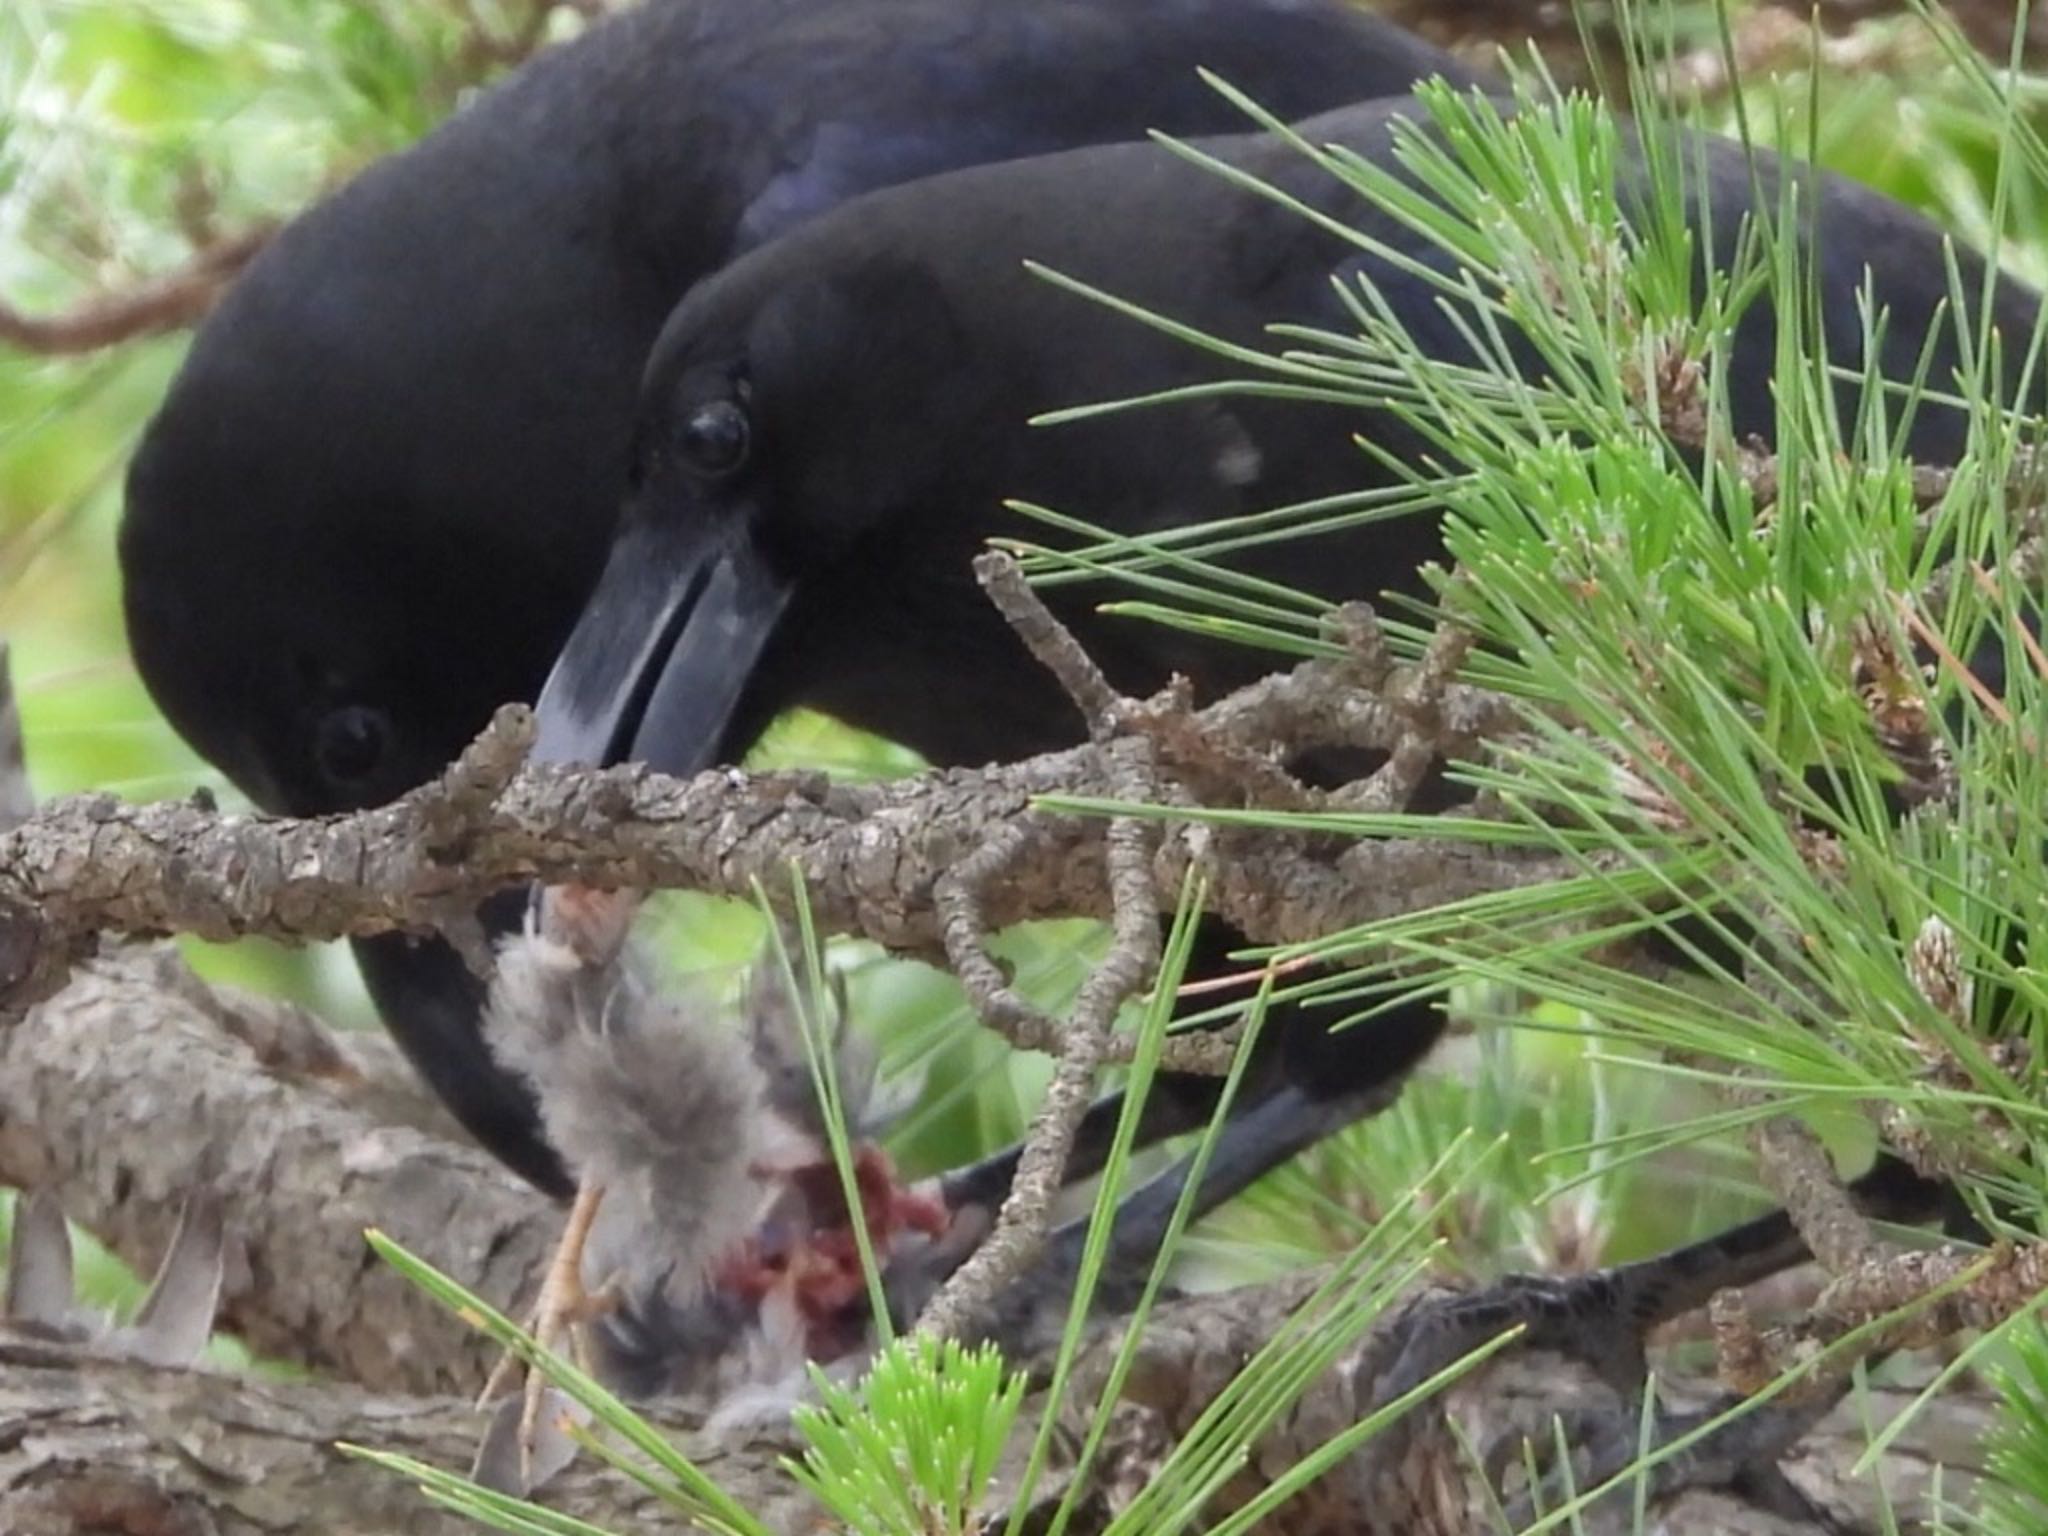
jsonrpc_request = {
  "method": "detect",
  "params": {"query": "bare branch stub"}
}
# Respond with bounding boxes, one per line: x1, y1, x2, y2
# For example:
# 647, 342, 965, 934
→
936, 813, 1067, 1050
1122, 692, 1320, 811
1329, 602, 1476, 815
416, 703, 538, 849
1205, 600, 1520, 764
0, 225, 277, 357
973, 550, 1124, 732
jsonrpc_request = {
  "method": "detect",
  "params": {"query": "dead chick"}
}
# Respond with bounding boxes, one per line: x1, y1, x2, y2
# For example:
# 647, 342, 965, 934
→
476, 892, 953, 1490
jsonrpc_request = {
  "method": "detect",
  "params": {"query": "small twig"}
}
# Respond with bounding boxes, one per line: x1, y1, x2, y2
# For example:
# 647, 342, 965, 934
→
1117, 676, 1323, 813
1330, 609, 1476, 814
933, 568, 1502, 1077
1899, 599, 2013, 725
920, 747, 1163, 1340
935, 815, 1065, 1048
1204, 601, 1523, 762
0, 226, 276, 356
920, 560, 1169, 1337
1967, 560, 2048, 685
1174, 954, 1321, 998
972, 551, 1123, 730
935, 820, 1237, 1072
1117, 600, 1484, 818
936, 862, 1239, 1071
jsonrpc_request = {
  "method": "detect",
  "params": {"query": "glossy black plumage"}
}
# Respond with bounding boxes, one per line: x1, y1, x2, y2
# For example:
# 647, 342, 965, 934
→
534, 93, 2043, 1153
119, 0, 1480, 1193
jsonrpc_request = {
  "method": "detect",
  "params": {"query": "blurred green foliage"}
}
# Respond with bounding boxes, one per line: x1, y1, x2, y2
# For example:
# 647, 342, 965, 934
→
2, 0, 584, 1019
4, 0, 2048, 1316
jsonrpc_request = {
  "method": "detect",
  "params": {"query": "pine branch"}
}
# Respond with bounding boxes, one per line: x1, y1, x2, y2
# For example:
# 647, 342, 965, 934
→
0, 656, 1557, 1032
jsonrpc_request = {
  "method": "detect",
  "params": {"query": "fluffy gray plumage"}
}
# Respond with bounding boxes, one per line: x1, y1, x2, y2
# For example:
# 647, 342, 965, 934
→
480, 890, 943, 1470
743, 957, 849, 1137
483, 887, 768, 1304
746, 947, 921, 1146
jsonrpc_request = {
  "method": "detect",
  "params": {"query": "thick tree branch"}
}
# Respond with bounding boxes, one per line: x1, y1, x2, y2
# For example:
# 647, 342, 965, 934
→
0, 1339, 802, 1536
1059, 1264, 1992, 1536
1716, 1241, 2048, 1397
0, 656, 1563, 1032
0, 936, 1997, 1530
0, 947, 558, 1395
0, 1262, 1992, 1536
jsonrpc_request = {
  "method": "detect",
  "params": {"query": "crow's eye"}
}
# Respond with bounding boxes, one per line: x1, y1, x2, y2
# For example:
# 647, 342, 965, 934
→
313, 703, 391, 790
677, 398, 751, 479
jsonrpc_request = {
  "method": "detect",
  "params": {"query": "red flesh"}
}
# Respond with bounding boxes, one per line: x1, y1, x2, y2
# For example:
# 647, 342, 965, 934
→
714, 1143, 951, 1358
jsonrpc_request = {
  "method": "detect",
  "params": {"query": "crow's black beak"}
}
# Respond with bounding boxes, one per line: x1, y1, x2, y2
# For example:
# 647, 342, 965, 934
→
533, 512, 792, 775
351, 885, 574, 1198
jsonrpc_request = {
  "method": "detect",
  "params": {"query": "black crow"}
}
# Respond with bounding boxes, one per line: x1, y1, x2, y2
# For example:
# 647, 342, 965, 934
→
530, 93, 2042, 1177
118, 0, 1480, 1195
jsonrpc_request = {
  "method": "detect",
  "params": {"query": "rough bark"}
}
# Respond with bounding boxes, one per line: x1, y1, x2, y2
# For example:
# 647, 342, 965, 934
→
1061, 1266, 1997, 1536
0, 1339, 790, 1536
0, 670, 1555, 1026
0, 955, 2002, 1536
0, 1279, 1994, 1536
0, 946, 556, 1395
